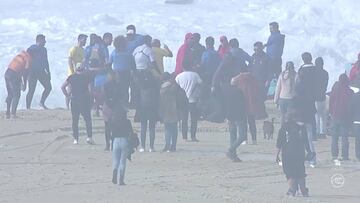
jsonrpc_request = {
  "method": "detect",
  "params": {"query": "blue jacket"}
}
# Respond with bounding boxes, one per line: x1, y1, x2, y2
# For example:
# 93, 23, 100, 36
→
266, 31, 285, 59
200, 48, 221, 83
110, 50, 136, 72
126, 34, 144, 54
27, 45, 49, 73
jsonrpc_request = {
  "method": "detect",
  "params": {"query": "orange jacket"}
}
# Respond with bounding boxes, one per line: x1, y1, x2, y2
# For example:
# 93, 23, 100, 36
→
8, 51, 30, 74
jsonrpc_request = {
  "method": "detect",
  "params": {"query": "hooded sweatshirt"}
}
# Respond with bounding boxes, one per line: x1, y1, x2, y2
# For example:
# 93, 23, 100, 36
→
274, 69, 297, 103
329, 74, 354, 123
175, 33, 193, 75
349, 53, 360, 82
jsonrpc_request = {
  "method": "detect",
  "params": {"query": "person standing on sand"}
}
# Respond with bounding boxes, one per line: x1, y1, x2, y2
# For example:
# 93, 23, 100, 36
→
276, 110, 310, 197
217, 35, 230, 59
66, 34, 87, 109
61, 64, 94, 145
329, 73, 353, 161
293, 52, 317, 167
200, 36, 221, 87
274, 61, 297, 125
265, 22, 285, 78
175, 33, 193, 75
109, 35, 136, 105
314, 57, 329, 139
4, 51, 31, 119
159, 72, 185, 152
26, 34, 52, 110
152, 39, 173, 75
176, 66, 203, 142
190, 33, 206, 71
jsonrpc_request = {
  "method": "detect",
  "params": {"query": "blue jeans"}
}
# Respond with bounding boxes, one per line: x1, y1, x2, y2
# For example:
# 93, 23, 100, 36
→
112, 137, 128, 181
228, 119, 247, 155
164, 122, 178, 151
141, 120, 156, 149
331, 120, 349, 159
278, 98, 292, 125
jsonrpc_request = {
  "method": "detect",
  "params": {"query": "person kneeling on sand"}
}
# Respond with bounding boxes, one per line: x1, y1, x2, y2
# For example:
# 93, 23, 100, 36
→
276, 109, 310, 197
61, 63, 94, 145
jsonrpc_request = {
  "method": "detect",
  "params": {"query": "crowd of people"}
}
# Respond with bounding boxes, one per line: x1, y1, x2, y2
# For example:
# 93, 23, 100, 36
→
3, 22, 360, 196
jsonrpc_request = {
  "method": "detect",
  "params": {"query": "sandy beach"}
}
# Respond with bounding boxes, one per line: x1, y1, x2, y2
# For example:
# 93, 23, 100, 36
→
1, 102, 360, 203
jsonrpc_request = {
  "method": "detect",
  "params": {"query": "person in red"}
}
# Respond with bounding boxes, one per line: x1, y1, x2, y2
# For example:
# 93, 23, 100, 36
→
4, 51, 31, 119
349, 53, 360, 84
231, 67, 265, 144
174, 33, 193, 75
217, 35, 230, 59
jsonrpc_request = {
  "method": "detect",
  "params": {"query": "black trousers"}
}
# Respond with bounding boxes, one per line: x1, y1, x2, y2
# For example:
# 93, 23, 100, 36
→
71, 99, 92, 140
182, 103, 199, 140
26, 70, 52, 109
5, 69, 21, 116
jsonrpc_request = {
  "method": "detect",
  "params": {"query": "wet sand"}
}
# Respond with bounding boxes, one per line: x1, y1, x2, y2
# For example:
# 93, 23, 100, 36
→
1, 102, 360, 203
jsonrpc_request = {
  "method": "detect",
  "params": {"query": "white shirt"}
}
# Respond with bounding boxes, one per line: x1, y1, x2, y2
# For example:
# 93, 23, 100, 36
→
133, 44, 155, 70
175, 71, 203, 103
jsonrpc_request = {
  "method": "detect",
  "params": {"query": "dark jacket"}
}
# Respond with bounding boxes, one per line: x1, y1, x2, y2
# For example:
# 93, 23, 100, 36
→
191, 43, 206, 67
159, 81, 184, 123
277, 121, 310, 179
27, 45, 50, 73
222, 84, 247, 121
329, 74, 354, 124
250, 51, 272, 85
315, 68, 329, 102
266, 31, 285, 59
212, 48, 251, 88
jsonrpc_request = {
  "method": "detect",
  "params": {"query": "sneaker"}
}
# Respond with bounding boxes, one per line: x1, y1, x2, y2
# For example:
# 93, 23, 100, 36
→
112, 169, 117, 184
73, 139, 78, 145
5, 113, 10, 119
286, 189, 296, 197
241, 141, 247, 145
302, 188, 309, 197
190, 138, 199, 142
139, 148, 145, 153
226, 151, 235, 161
86, 137, 95, 145
252, 140, 257, 145
149, 148, 155, 152
104, 146, 110, 151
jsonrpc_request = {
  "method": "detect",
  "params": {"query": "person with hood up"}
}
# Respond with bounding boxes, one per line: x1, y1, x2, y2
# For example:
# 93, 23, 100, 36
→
329, 73, 354, 161
265, 22, 285, 78
175, 33, 193, 75
314, 57, 329, 139
349, 53, 360, 85
217, 35, 230, 59
274, 61, 297, 125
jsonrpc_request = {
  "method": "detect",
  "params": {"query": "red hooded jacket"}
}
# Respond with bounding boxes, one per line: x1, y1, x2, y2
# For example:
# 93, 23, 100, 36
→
175, 33, 192, 75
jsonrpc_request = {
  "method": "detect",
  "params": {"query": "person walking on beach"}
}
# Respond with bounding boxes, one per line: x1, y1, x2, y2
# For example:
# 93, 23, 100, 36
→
314, 57, 329, 139
231, 67, 264, 145
61, 64, 94, 145
111, 105, 132, 186
66, 34, 87, 109
265, 22, 285, 78
4, 51, 30, 119
26, 34, 52, 109
274, 61, 297, 125
276, 110, 310, 197
329, 73, 353, 161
